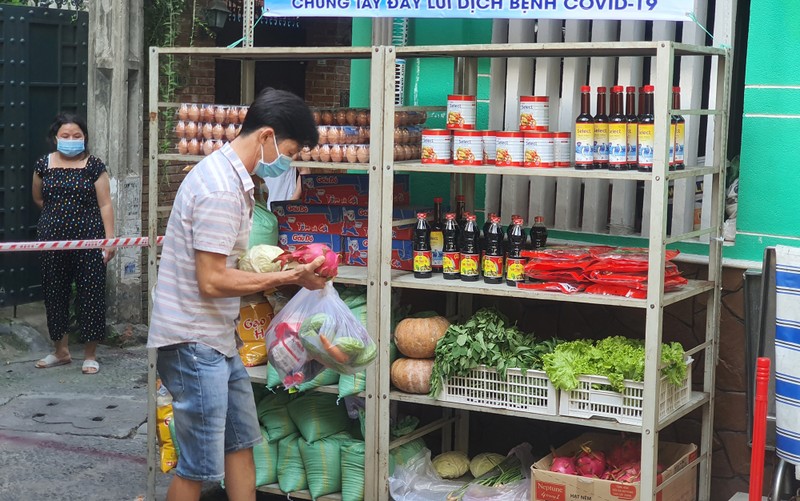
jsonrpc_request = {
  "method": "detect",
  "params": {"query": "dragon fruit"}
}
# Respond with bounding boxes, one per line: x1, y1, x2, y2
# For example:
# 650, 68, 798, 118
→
607, 436, 641, 468
549, 455, 577, 475
273, 244, 339, 278
575, 445, 607, 478
608, 461, 641, 483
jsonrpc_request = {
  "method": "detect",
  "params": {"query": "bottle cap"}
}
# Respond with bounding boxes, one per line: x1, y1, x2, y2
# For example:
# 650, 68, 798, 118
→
467, 214, 477, 221
580, 85, 591, 92
626, 86, 636, 92
491, 215, 501, 223
417, 212, 427, 219
673, 86, 681, 92
434, 197, 443, 203
513, 216, 524, 225
597, 86, 607, 93
456, 194, 465, 201
446, 212, 456, 220
612, 85, 624, 92
643, 85, 655, 92
534, 216, 545, 223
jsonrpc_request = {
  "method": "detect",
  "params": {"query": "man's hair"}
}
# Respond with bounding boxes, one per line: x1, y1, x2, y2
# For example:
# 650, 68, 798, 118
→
240, 87, 318, 147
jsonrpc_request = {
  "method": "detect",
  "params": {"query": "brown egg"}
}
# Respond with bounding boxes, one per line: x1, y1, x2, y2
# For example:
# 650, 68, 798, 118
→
401, 128, 411, 145
177, 138, 188, 154
188, 138, 201, 155
185, 121, 198, 139
345, 109, 357, 126
188, 104, 200, 122
394, 128, 402, 144
178, 103, 189, 121
213, 106, 225, 124
345, 145, 358, 163
394, 144, 403, 161
175, 120, 186, 138
226, 124, 238, 142
202, 105, 214, 123
228, 106, 239, 125
317, 126, 328, 145
364, 127, 371, 140
419, 111, 428, 124
357, 127, 368, 144
356, 145, 369, 163
357, 110, 369, 127
312, 109, 321, 125
321, 110, 334, 126
311, 145, 321, 161
326, 126, 341, 145
238, 106, 248, 122
202, 122, 214, 140
412, 145, 420, 159
403, 145, 413, 160
203, 139, 215, 156
300, 146, 312, 161
330, 144, 343, 163
319, 144, 331, 162
213, 140, 224, 151
212, 123, 224, 140
335, 110, 347, 126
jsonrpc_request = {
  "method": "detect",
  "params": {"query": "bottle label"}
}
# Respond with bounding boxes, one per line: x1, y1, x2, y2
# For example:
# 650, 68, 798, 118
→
460, 253, 480, 278
608, 123, 627, 166
506, 258, 526, 283
574, 123, 594, 165
675, 122, 685, 163
413, 250, 432, 273
626, 122, 638, 163
593, 123, 609, 162
443, 251, 461, 275
669, 122, 676, 166
483, 255, 504, 279
638, 123, 654, 167
430, 231, 444, 267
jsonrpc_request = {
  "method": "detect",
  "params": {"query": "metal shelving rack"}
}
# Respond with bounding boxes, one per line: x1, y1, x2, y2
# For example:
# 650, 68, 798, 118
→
146, 40, 729, 501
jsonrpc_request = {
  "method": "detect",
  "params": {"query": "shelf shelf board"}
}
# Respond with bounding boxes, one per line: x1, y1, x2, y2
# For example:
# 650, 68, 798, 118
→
256, 484, 342, 500
390, 273, 713, 308
394, 41, 727, 59
394, 162, 717, 181
293, 161, 370, 171
155, 46, 374, 61
390, 390, 708, 434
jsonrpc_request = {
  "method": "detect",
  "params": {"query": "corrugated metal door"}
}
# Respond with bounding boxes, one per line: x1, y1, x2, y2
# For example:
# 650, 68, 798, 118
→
0, 5, 88, 307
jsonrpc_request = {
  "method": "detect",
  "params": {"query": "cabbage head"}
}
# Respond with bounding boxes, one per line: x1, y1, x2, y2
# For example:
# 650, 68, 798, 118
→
469, 452, 505, 478
239, 245, 285, 273
432, 451, 470, 479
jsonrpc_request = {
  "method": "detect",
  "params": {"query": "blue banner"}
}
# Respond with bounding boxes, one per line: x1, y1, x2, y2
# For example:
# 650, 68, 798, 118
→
263, 0, 693, 21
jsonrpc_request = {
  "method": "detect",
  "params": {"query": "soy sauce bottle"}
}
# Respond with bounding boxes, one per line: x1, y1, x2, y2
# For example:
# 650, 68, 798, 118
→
442, 213, 460, 280
505, 214, 520, 256
413, 212, 432, 279
625, 86, 638, 170
672, 86, 685, 170
575, 86, 595, 170
593, 86, 609, 169
530, 216, 548, 249
455, 194, 467, 229
460, 214, 480, 282
608, 86, 627, 171
430, 197, 444, 273
483, 216, 504, 284
637, 85, 655, 173
505, 216, 527, 287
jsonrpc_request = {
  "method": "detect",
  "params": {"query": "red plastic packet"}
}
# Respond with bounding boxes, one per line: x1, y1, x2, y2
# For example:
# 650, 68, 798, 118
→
521, 246, 606, 262
517, 282, 587, 294
524, 269, 589, 283
585, 284, 648, 299
588, 247, 681, 272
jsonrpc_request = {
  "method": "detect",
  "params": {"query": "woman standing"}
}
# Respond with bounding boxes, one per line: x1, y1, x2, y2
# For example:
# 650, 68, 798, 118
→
31, 112, 115, 374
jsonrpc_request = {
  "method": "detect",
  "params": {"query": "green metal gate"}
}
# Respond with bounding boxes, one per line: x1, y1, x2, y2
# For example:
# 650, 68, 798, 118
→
0, 5, 88, 307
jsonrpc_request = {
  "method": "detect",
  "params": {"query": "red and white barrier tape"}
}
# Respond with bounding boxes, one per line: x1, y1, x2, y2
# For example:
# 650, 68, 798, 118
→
0, 236, 164, 253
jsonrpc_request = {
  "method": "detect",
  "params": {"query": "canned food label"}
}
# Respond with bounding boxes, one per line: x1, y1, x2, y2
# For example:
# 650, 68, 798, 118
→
554, 134, 571, 167
593, 123, 609, 163
495, 135, 524, 167
482, 255, 504, 279
506, 258, 526, 282
483, 135, 496, 164
575, 123, 594, 166
421, 133, 452, 164
413, 251, 432, 273
523, 135, 554, 167
608, 123, 627, 166
626, 122, 638, 163
447, 97, 476, 129
453, 135, 483, 165
460, 253, 480, 277
519, 99, 550, 131
675, 123, 685, 163
431, 231, 444, 267
669, 122, 676, 165
638, 123, 654, 167
443, 251, 461, 275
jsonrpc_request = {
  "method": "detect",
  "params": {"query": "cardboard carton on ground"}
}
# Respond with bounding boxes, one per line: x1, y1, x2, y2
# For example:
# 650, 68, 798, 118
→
531, 432, 697, 501
344, 237, 413, 271
277, 232, 343, 256
302, 187, 410, 206
341, 205, 417, 239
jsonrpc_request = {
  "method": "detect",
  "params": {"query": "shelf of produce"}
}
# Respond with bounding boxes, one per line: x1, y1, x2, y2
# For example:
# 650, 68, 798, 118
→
393, 162, 717, 181
390, 390, 708, 434
292, 161, 370, 171
390, 272, 714, 308
256, 484, 342, 500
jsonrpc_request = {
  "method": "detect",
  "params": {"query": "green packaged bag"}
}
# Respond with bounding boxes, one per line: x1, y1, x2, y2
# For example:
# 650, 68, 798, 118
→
277, 433, 307, 493
338, 371, 367, 399
253, 428, 278, 487
256, 392, 297, 443
287, 392, 351, 443
298, 432, 355, 499
341, 441, 366, 501
296, 368, 340, 393
266, 364, 283, 389
248, 202, 278, 248
389, 438, 427, 475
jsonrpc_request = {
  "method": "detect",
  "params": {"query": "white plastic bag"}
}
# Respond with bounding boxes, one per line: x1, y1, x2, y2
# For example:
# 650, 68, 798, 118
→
388, 449, 467, 501
461, 480, 529, 501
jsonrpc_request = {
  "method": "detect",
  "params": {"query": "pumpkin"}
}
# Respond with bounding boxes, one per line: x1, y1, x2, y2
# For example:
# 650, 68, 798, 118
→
390, 358, 434, 394
394, 313, 450, 359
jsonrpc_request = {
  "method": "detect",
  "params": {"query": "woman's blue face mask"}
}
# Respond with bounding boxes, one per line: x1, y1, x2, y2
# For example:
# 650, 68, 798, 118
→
253, 134, 291, 178
57, 138, 85, 157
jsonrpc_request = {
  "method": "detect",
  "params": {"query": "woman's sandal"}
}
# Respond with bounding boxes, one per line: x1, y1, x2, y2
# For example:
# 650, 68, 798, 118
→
82, 360, 100, 375
35, 354, 72, 368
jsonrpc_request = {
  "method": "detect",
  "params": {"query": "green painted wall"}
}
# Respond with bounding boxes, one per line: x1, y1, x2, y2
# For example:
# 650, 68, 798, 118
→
734, 0, 800, 262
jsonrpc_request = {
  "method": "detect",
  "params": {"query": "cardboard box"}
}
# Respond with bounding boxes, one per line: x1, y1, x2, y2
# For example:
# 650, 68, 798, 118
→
302, 187, 410, 206
341, 206, 418, 239
270, 201, 345, 235
531, 433, 697, 501
300, 173, 410, 193
344, 237, 413, 271
277, 232, 343, 255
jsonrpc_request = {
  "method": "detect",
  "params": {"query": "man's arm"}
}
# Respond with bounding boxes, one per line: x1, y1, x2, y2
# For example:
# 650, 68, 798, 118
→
195, 251, 327, 298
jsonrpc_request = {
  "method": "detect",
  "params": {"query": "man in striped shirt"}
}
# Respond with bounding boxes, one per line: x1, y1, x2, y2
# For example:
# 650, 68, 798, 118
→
148, 88, 325, 501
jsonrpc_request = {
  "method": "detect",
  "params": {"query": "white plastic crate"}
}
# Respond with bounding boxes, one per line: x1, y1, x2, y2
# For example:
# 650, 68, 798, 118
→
438, 365, 558, 416
558, 358, 693, 426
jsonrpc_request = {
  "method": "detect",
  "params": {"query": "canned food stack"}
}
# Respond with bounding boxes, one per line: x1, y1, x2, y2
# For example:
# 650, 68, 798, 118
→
174, 102, 248, 156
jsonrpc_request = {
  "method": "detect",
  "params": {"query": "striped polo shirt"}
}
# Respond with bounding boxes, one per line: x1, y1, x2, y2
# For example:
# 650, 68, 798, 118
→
147, 143, 255, 358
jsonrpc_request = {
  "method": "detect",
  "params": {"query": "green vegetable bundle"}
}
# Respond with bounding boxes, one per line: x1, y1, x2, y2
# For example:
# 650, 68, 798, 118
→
541, 336, 686, 393
429, 308, 560, 397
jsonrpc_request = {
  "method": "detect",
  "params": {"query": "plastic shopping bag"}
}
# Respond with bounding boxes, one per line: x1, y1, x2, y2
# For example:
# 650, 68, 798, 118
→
264, 282, 377, 389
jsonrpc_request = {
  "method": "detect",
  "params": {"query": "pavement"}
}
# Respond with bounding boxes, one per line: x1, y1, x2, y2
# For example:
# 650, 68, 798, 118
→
0, 303, 282, 501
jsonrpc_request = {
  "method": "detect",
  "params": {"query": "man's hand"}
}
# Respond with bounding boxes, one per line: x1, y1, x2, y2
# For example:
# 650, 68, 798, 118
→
291, 255, 329, 290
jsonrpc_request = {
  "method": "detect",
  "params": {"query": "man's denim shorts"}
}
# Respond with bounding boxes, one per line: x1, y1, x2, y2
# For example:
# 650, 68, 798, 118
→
157, 342, 262, 482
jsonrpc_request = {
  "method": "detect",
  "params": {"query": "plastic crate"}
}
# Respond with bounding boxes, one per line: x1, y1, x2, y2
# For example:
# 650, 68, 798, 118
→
438, 365, 558, 416
558, 358, 693, 426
